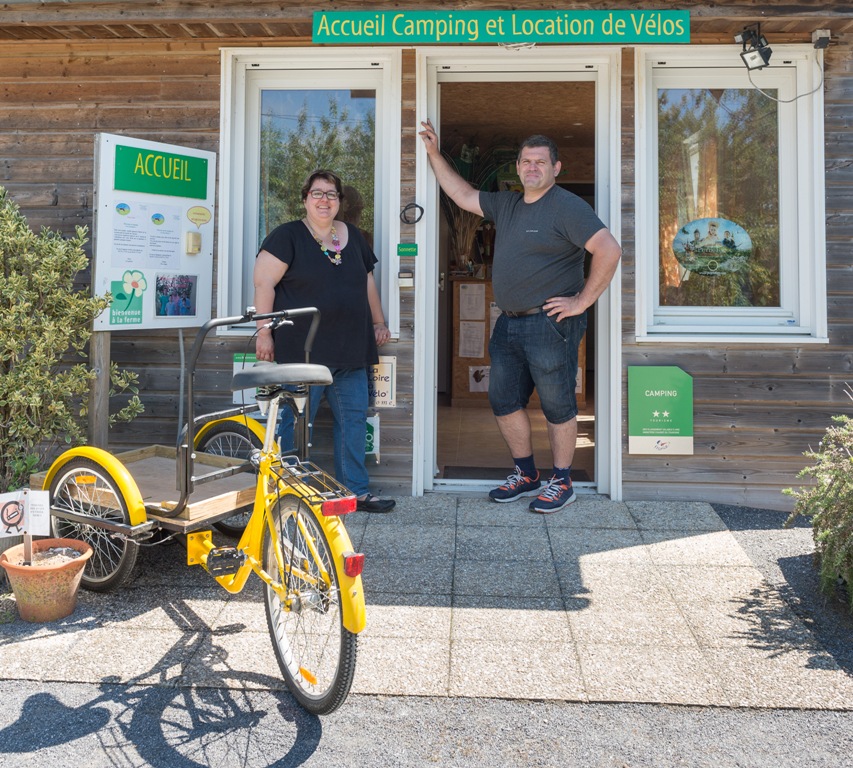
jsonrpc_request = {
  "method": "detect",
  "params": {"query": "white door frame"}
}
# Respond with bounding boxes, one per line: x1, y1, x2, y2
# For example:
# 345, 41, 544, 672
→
412, 45, 623, 499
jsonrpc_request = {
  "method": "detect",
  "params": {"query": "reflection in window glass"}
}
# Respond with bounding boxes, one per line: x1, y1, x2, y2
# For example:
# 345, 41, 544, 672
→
259, 89, 376, 247
658, 88, 779, 308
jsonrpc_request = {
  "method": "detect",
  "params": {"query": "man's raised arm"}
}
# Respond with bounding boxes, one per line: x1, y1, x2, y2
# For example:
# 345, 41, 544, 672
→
419, 118, 483, 217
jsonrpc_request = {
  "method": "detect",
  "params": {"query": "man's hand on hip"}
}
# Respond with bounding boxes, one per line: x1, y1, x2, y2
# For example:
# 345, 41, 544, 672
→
543, 294, 587, 322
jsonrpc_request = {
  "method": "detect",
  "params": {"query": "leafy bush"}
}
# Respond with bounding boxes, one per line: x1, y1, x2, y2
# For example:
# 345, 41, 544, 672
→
0, 187, 143, 492
785, 389, 853, 611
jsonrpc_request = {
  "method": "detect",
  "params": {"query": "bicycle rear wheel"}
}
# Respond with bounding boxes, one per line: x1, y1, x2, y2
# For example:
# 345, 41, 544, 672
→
195, 420, 262, 537
49, 457, 139, 592
263, 495, 357, 715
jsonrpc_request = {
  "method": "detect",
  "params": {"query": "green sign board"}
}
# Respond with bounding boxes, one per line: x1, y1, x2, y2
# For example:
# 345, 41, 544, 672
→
314, 10, 689, 45
397, 243, 418, 257
114, 144, 209, 199
628, 366, 693, 455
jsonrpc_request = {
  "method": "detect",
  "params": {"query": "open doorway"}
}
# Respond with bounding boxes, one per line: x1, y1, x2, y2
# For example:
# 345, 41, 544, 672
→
434, 79, 597, 486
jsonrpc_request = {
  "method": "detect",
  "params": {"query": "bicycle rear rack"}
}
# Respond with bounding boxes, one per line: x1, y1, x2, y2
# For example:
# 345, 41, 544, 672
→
272, 458, 354, 507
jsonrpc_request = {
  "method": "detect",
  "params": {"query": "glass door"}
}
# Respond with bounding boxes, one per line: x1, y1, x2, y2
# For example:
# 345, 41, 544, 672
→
219, 49, 400, 330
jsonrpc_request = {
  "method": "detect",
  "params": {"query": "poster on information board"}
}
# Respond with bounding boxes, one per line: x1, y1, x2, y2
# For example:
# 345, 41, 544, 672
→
92, 133, 216, 330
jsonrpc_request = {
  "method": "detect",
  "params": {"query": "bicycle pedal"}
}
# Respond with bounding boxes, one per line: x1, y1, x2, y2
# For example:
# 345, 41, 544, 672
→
206, 546, 246, 576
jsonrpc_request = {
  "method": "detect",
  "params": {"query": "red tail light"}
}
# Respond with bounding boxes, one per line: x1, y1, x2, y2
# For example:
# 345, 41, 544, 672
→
343, 552, 364, 578
322, 496, 357, 516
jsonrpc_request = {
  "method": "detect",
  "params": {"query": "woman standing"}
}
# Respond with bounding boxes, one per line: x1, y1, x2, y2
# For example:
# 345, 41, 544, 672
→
253, 170, 395, 513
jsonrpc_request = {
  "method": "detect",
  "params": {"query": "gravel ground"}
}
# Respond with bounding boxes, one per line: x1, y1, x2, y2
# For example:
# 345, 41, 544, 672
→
712, 503, 853, 676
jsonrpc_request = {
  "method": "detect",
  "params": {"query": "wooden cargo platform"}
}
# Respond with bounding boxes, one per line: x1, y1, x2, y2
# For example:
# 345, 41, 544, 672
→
32, 445, 257, 532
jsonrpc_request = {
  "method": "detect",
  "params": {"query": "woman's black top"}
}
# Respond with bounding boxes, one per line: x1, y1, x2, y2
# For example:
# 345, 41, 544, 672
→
258, 220, 379, 369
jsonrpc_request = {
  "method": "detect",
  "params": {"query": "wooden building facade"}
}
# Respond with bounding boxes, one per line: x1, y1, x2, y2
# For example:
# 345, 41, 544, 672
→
1, 2, 851, 511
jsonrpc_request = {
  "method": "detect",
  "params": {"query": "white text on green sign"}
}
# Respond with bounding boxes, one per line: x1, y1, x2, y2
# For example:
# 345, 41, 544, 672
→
314, 10, 690, 45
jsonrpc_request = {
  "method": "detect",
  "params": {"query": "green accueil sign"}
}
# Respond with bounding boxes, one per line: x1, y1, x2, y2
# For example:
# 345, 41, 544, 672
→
114, 144, 209, 199
313, 10, 690, 45
628, 366, 694, 455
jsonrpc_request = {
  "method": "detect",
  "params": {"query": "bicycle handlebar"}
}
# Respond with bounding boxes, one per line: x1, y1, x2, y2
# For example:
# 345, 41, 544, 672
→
192, 306, 321, 366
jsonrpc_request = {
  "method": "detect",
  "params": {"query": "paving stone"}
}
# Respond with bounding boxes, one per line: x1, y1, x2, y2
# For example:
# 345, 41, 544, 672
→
449, 639, 586, 700
578, 644, 729, 706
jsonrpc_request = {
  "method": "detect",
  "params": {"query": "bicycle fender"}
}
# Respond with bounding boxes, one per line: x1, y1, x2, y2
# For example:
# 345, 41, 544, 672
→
194, 416, 266, 446
321, 513, 367, 634
40, 446, 148, 527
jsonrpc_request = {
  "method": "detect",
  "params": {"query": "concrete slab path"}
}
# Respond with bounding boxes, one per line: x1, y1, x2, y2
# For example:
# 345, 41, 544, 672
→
2, 495, 851, 710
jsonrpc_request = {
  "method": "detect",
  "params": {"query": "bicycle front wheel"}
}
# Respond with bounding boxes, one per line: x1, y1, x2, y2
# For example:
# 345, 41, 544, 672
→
263, 495, 357, 715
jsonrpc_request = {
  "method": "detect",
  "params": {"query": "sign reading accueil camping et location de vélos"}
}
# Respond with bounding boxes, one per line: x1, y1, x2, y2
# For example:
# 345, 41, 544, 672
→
628, 366, 694, 455
313, 10, 690, 45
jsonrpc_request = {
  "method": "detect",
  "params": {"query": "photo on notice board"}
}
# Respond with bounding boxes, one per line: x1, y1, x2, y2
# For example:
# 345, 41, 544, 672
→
155, 273, 198, 317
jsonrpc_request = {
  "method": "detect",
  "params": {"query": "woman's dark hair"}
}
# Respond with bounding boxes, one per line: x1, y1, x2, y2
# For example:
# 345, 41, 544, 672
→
517, 135, 559, 165
301, 169, 345, 202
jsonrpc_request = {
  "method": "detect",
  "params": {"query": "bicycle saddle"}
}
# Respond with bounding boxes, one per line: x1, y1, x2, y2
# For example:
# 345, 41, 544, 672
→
231, 361, 333, 391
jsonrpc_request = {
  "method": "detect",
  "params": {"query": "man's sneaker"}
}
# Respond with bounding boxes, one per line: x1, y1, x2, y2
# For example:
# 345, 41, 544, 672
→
529, 475, 576, 514
488, 467, 542, 503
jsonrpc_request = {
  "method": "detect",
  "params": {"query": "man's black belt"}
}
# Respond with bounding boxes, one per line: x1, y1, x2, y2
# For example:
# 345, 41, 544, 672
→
502, 306, 543, 318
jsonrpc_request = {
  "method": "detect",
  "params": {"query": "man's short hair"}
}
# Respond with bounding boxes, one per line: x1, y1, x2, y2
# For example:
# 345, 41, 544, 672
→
518, 135, 559, 165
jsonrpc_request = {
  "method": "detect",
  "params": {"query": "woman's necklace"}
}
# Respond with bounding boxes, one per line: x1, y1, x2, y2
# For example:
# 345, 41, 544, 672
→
304, 219, 342, 266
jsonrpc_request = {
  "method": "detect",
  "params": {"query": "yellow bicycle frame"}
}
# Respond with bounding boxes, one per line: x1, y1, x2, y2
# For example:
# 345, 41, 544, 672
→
186, 453, 366, 634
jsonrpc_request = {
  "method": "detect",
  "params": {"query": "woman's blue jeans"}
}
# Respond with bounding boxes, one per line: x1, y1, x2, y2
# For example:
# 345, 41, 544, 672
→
277, 367, 370, 497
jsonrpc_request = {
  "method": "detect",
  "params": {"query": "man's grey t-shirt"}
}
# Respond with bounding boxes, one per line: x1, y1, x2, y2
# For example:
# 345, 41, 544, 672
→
480, 185, 605, 313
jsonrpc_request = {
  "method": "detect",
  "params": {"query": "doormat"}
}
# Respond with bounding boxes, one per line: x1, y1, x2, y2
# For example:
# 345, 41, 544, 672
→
442, 466, 591, 482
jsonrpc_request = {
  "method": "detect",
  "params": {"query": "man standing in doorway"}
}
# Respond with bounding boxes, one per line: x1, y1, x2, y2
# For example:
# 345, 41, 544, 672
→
419, 119, 621, 513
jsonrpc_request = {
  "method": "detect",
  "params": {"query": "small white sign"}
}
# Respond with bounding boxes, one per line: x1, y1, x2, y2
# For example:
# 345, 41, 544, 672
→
233, 353, 258, 405
366, 414, 380, 461
0, 489, 51, 537
369, 356, 396, 408
26, 490, 51, 536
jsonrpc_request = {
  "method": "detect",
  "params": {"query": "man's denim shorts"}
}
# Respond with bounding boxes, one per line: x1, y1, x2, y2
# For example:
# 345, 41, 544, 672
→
487, 309, 587, 425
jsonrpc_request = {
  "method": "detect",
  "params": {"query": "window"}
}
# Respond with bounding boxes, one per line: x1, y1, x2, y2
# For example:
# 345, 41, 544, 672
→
219, 49, 401, 333
636, 46, 827, 341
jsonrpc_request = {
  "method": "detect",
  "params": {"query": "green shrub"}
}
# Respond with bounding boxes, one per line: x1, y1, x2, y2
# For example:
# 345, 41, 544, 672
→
785, 390, 853, 611
0, 186, 143, 492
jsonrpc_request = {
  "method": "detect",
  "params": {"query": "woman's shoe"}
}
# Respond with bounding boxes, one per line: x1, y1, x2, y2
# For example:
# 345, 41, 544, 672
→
356, 495, 396, 513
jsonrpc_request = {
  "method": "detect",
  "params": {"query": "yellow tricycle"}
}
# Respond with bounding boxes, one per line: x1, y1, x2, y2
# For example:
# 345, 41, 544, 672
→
37, 307, 366, 715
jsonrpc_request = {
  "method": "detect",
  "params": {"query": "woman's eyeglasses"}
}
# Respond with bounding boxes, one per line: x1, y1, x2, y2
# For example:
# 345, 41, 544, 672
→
308, 190, 340, 200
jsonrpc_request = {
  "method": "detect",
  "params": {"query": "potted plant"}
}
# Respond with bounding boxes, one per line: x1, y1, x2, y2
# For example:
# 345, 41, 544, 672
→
0, 186, 143, 594
0, 534, 93, 622
785, 384, 853, 610
438, 141, 512, 272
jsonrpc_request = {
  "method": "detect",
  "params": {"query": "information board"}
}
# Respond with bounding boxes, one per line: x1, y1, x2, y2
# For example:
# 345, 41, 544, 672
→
92, 133, 216, 330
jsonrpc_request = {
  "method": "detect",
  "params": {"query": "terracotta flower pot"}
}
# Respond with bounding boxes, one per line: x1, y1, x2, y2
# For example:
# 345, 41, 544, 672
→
0, 537, 93, 623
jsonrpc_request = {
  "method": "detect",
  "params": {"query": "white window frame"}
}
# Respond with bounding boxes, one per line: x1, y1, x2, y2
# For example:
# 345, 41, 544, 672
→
635, 45, 827, 343
218, 47, 402, 335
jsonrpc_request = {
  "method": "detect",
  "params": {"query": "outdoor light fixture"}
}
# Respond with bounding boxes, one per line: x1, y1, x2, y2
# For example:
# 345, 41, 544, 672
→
735, 24, 772, 71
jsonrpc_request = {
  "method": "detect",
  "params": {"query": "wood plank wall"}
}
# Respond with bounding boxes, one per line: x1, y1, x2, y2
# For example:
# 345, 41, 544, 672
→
620, 41, 853, 511
0, 38, 415, 494
2, 17, 850, 509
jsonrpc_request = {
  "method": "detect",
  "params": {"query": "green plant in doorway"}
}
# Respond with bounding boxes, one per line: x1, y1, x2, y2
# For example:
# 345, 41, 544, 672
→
0, 186, 143, 493
785, 384, 853, 611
